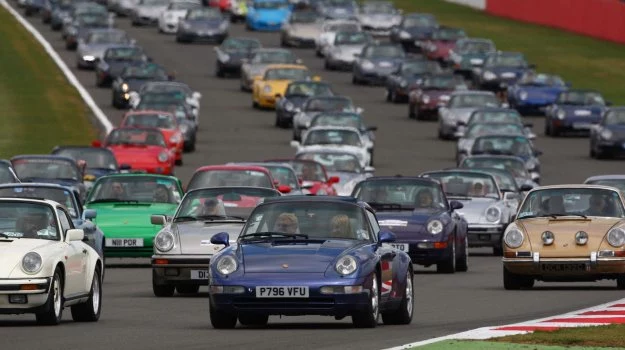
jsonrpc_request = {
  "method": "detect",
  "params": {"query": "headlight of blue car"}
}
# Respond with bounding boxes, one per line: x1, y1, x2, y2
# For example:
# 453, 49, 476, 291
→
216, 255, 238, 276
335, 255, 358, 275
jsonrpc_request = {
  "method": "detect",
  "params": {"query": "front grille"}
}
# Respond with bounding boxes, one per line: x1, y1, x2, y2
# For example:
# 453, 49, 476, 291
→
541, 263, 589, 273
233, 297, 335, 310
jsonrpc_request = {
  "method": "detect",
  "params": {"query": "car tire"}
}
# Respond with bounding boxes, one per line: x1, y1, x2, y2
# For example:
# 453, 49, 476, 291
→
503, 266, 534, 290
437, 236, 456, 273
324, 60, 332, 71
210, 303, 238, 329
408, 104, 416, 119
238, 313, 269, 327
216, 63, 224, 78
352, 272, 379, 328
152, 271, 175, 297
176, 285, 200, 294
493, 245, 503, 256
437, 128, 447, 140
617, 275, 625, 290
175, 158, 183, 166
71, 267, 102, 322
381, 270, 413, 325
456, 236, 469, 272
352, 75, 361, 85
36, 267, 64, 325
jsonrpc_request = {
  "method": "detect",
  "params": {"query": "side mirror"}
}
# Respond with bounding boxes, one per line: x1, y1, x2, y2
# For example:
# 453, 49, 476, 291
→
327, 176, 340, 184
277, 185, 292, 194
456, 120, 466, 126
168, 73, 175, 81
91, 140, 102, 147
119, 163, 132, 170
83, 209, 97, 220
565, 82, 572, 88
192, 91, 202, 100
210, 231, 230, 246
520, 184, 533, 192
366, 126, 378, 131
449, 200, 463, 210
355, 107, 364, 114
66, 228, 85, 242
151, 214, 167, 225
289, 140, 300, 148
378, 230, 396, 243
503, 192, 519, 201
129, 38, 137, 46
295, 58, 303, 64
353, 53, 361, 58
533, 149, 543, 156
364, 166, 375, 173
523, 122, 533, 128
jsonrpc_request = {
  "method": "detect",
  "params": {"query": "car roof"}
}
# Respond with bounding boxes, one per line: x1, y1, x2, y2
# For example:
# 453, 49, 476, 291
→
184, 186, 281, 196
360, 176, 441, 185
462, 154, 525, 163
584, 175, 625, 182
194, 165, 272, 174
0, 197, 59, 207
306, 125, 361, 132
264, 64, 308, 70
473, 134, 530, 140
11, 154, 77, 163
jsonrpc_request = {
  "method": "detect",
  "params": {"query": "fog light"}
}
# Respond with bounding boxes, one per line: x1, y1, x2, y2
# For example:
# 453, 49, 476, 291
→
344, 286, 363, 294
164, 268, 179, 276
210, 286, 244, 294
576, 231, 588, 245
123, 93, 130, 100
542, 231, 554, 245
417, 242, 433, 249
321, 286, 363, 294
9, 295, 27, 304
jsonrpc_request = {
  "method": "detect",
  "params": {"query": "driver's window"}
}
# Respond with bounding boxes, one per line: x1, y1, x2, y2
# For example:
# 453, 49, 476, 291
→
57, 208, 73, 234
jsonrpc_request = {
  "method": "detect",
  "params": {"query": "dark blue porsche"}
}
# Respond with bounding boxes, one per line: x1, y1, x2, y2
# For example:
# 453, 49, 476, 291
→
352, 177, 468, 273
545, 89, 610, 136
208, 196, 413, 328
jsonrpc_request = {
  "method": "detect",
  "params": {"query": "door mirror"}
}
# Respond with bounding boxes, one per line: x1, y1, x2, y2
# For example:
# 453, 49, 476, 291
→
277, 185, 292, 194
295, 58, 303, 64
364, 166, 375, 173
533, 149, 543, 156
366, 126, 378, 131
503, 192, 519, 201
378, 229, 396, 243
83, 209, 97, 220
66, 228, 85, 242
91, 140, 102, 147
210, 232, 230, 246
355, 107, 364, 114
449, 200, 463, 210
327, 176, 340, 184
289, 140, 300, 148
151, 214, 167, 225
192, 91, 202, 100
523, 122, 533, 128
520, 184, 533, 192
606, 101, 613, 106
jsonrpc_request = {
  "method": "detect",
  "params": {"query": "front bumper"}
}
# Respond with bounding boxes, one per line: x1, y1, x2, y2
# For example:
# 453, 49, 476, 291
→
362, 26, 392, 36
152, 256, 211, 285
393, 241, 453, 266
256, 93, 278, 109
0, 278, 51, 314
595, 140, 625, 155
177, 30, 227, 43
77, 55, 98, 68
134, 14, 159, 25
467, 224, 505, 248
504, 253, 625, 281
326, 56, 355, 70
160, 21, 179, 33
355, 68, 392, 85
285, 35, 316, 47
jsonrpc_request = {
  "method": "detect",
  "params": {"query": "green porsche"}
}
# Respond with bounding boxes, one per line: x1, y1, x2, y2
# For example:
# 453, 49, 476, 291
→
84, 173, 184, 257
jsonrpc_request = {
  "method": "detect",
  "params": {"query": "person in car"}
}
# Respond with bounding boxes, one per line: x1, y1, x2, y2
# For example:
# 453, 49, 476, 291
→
196, 198, 226, 217
415, 189, 435, 209
153, 184, 172, 203
330, 214, 352, 239
273, 213, 299, 234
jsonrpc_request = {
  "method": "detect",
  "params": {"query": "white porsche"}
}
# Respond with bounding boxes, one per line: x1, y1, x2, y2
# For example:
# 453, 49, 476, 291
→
0, 198, 103, 325
290, 126, 372, 168
157, 0, 201, 34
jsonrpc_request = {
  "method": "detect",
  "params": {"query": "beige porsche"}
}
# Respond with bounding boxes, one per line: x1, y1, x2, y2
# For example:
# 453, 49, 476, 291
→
502, 185, 625, 290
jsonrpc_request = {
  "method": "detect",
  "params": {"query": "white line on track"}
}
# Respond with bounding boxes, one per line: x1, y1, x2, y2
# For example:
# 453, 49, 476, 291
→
0, 0, 114, 133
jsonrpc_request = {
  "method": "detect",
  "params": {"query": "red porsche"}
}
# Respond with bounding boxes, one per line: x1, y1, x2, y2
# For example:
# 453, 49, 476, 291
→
120, 110, 184, 166
187, 164, 291, 194
265, 158, 339, 196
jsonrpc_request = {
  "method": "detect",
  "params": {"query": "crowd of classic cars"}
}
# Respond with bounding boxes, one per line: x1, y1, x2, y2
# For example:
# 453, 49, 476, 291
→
4, 0, 625, 330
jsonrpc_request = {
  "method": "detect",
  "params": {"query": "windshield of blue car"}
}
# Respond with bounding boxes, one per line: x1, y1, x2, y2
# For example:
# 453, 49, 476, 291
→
124, 113, 177, 129
465, 123, 524, 138
304, 97, 352, 112
176, 187, 281, 221
0, 202, 58, 240
105, 47, 144, 60
0, 187, 78, 218
423, 75, 460, 89
88, 176, 180, 204
485, 54, 526, 68
469, 110, 521, 124
140, 83, 192, 95
303, 129, 361, 147
585, 179, 625, 193
77, 13, 108, 26
186, 8, 222, 19
290, 10, 319, 23
335, 31, 370, 45
188, 170, 273, 191
122, 65, 168, 80
168, 1, 200, 10
296, 152, 361, 173
557, 91, 605, 105
519, 73, 564, 86
53, 148, 118, 171
354, 180, 447, 210
423, 172, 499, 199
222, 38, 261, 52
432, 28, 465, 41
362, 45, 405, 58
400, 60, 441, 75
460, 157, 530, 179
254, 1, 287, 9
86, 31, 127, 44
311, 113, 363, 129
458, 41, 494, 54
518, 188, 625, 219
12, 158, 80, 181
471, 136, 533, 157
403, 15, 436, 28
449, 94, 499, 108
241, 201, 371, 241
264, 166, 299, 188
264, 68, 310, 80
253, 50, 297, 64
604, 110, 625, 125
106, 128, 167, 147
285, 82, 332, 96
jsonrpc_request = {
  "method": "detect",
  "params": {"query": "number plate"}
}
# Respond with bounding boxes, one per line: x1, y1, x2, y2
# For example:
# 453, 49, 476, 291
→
573, 122, 591, 129
256, 286, 309, 298
105, 238, 143, 247
190, 270, 209, 280
390, 243, 409, 252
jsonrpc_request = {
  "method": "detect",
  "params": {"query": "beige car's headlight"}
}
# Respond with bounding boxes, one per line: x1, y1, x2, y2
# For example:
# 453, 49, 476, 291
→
504, 228, 524, 248
607, 227, 625, 247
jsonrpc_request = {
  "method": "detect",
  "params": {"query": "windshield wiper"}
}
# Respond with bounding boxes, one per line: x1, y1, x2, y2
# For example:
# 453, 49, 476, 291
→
367, 202, 404, 211
0, 233, 9, 238
173, 216, 197, 222
197, 215, 246, 221
240, 232, 309, 240
88, 199, 139, 204
520, 213, 588, 219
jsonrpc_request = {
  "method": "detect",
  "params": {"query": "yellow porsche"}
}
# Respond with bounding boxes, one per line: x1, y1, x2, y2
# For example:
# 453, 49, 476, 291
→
502, 185, 625, 290
252, 64, 320, 109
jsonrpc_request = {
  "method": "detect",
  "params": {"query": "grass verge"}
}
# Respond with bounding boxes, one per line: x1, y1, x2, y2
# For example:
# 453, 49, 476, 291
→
491, 324, 625, 348
394, 0, 625, 105
412, 339, 619, 350
0, 6, 95, 158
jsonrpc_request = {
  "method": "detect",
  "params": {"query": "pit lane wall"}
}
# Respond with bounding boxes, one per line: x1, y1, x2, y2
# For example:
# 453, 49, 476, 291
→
484, 0, 625, 45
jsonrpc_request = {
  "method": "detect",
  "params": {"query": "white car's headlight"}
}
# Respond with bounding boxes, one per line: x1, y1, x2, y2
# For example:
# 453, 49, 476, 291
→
22, 252, 43, 274
607, 227, 625, 247
154, 231, 174, 252
504, 228, 524, 248
421, 95, 430, 103
83, 55, 96, 62
483, 71, 497, 80
556, 109, 566, 120
335, 255, 357, 275
399, 30, 410, 39
485, 206, 501, 223
121, 83, 129, 92
284, 101, 294, 112
216, 255, 238, 275
519, 91, 528, 100
427, 220, 443, 234
600, 129, 613, 140
361, 60, 374, 70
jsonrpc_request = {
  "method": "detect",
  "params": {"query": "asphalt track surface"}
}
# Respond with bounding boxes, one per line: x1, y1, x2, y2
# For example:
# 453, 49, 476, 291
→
2, 5, 625, 350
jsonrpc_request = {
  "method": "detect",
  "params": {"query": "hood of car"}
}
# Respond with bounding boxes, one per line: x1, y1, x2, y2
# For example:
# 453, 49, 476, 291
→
515, 85, 564, 99
106, 60, 140, 77
122, 78, 154, 92
184, 19, 223, 30
422, 89, 453, 100
87, 202, 177, 234
85, 168, 118, 179
559, 104, 605, 116
404, 26, 435, 37
368, 57, 403, 67
289, 24, 321, 38
262, 80, 291, 95
283, 94, 309, 107
107, 145, 166, 163
518, 217, 623, 257
0, 239, 57, 276
175, 221, 245, 255
451, 197, 500, 223
80, 44, 116, 59
241, 239, 361, 273
448, 107, 479, 123
377, 210, 450, 241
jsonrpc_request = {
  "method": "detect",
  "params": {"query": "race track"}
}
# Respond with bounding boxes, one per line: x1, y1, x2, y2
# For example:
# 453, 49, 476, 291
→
2, 5, 625, 349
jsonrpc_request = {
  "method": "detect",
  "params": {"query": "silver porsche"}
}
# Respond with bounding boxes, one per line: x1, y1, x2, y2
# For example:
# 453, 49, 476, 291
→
356, 0, 402, 37
151, 186, 281, 297
76, 28, 134, 69
280, 9, 323, 48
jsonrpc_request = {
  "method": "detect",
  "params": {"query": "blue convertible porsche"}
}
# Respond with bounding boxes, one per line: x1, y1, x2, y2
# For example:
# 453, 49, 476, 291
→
245, 0, 291, 31
208, 196, 413, 328
352, 177, 468, 273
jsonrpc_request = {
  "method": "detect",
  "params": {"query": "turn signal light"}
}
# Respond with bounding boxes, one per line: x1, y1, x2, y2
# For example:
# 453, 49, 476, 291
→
154, 259, 169, 265
433, 242, 448, 249
20, 284, 38, 291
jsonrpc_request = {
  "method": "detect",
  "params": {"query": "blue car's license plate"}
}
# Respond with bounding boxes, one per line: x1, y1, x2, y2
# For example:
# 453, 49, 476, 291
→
256, 286, 309, 298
